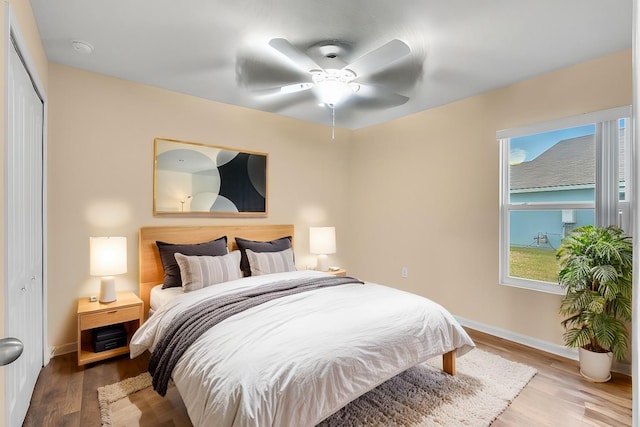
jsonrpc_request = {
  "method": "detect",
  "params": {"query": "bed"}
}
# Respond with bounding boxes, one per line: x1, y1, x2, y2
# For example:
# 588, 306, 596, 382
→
131, 225, 475, 426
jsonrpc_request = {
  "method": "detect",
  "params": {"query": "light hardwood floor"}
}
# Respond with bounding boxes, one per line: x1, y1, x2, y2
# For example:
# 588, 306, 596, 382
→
469, 329, 632, 427
23, 328, 632, 426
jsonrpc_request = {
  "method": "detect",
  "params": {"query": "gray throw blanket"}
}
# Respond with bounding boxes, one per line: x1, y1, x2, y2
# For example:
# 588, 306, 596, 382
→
149, 275, 364, 396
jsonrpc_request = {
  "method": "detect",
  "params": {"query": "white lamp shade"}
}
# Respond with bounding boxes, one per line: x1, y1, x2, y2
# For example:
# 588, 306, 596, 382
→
90, 237, 127, 276
310, 227, 336, 255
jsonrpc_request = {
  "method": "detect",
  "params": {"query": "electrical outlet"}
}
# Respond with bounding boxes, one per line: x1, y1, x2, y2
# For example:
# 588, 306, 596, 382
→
401, 267, 408, 278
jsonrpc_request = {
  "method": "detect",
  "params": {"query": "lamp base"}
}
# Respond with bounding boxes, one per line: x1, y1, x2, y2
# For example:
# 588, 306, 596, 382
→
99, 277, 117, 303
316, 254, 329, 272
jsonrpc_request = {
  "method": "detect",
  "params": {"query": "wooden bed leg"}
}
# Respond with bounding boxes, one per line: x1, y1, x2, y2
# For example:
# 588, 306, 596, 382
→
442, 350, 456, 375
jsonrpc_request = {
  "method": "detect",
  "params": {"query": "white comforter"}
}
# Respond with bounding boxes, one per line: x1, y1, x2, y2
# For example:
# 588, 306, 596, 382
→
130, 270, 475, 427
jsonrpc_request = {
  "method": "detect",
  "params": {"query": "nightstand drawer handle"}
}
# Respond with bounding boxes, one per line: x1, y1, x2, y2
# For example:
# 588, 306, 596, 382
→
106, 310, 118, 314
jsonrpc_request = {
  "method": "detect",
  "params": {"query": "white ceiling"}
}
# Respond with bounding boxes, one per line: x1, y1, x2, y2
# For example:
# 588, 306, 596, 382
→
31, 0, 632, 130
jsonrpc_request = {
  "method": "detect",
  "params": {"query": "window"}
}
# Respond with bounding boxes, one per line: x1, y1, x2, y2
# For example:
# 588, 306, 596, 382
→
498, 107, 632, 294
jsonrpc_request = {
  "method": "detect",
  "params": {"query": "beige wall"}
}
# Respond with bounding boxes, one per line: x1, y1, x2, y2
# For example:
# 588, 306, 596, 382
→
347, 49, 632, 346
47, 63, 351, 348
0, 0, 48, 422
48, 50, 632, 351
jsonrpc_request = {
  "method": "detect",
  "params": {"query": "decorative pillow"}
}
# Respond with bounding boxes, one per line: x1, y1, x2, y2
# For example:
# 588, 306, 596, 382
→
174, 251, 243, 292
235, 236, 293, 276
245, 248, 296, 276
156, 237, 228, 288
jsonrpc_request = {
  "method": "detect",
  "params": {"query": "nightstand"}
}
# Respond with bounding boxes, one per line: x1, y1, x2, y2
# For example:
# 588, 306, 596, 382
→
327, 268, 347, 277
77, 291, 143, 366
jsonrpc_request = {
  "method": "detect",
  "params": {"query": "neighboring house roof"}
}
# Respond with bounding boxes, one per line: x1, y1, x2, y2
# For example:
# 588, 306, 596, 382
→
510, 135, 594, 191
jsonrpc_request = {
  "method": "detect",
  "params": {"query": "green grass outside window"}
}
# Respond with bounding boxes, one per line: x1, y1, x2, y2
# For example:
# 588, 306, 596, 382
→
509, 247, 559, 283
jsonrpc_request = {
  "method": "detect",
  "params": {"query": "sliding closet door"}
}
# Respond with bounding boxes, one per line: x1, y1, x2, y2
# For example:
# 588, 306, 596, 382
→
5, 38, 44, 426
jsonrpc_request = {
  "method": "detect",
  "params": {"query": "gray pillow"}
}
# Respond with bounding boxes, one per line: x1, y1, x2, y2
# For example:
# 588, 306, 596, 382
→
174, 251, 242, 292
156, 236, 228, 288
245, 248, 296, 276
235, 236, 292, 276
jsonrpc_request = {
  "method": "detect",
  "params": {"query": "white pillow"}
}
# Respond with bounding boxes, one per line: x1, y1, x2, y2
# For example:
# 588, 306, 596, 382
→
245, 248, 296, 276
174, 251, 242, 292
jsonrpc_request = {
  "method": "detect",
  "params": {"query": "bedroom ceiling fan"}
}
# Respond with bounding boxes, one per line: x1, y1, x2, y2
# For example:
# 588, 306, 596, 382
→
258, 38, 412, 111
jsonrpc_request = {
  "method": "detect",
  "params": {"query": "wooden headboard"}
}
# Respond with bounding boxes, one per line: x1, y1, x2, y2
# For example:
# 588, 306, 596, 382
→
139, 224, 295, 320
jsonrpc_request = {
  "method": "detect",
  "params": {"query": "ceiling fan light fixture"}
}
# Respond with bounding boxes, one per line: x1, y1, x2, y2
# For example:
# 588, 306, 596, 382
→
311, 69, 358, 107
264, 37, 412, 117
314, 80, 354, 107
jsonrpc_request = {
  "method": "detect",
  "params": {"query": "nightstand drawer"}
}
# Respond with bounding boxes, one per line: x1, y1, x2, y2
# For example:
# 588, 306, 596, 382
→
80, 306, 140, 330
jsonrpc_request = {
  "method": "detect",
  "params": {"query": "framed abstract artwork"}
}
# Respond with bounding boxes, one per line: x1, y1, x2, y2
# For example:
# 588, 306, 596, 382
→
154, 138, 268, 216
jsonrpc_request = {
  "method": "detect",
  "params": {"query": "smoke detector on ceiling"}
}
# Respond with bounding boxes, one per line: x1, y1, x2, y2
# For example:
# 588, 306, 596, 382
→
71, 40, 94, 54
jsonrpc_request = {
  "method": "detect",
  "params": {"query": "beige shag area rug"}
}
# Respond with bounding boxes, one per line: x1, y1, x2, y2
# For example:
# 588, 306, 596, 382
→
98, 349, 536, 427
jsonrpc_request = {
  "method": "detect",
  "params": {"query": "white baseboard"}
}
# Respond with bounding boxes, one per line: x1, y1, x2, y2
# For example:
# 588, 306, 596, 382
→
454, 315, 631, 377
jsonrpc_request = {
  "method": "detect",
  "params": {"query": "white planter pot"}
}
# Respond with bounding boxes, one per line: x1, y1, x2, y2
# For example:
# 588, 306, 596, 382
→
578, 347, 613, 382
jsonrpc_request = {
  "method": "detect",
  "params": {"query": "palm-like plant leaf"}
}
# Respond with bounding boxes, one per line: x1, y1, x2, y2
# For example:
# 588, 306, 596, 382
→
556, 225, 633, 361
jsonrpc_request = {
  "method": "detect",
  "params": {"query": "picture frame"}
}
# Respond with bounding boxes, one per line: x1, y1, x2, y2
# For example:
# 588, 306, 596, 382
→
154, 138, 268, 216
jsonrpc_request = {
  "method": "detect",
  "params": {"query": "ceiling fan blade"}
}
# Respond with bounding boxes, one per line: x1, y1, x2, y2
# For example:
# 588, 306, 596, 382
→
345, 39, 410, 78
253, 89, 316, 113
236, 54, 310, 88
268, 38, 324, 73
252, 82, 313, 97
352, 83, 410, 107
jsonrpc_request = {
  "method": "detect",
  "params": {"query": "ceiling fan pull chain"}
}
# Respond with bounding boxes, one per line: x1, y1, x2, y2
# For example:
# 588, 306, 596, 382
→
332, 107, 335, 140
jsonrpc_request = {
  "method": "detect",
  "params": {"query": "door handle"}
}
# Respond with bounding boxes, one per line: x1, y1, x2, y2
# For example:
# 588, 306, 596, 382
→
0, 337, 23, 366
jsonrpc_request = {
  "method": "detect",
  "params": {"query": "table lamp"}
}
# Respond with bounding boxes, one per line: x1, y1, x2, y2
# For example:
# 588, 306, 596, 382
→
90, 236, 127, 303
309, 227, 336, 272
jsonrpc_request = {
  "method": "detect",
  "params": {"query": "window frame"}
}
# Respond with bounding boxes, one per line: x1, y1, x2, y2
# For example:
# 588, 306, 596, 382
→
498, 106, 633, 294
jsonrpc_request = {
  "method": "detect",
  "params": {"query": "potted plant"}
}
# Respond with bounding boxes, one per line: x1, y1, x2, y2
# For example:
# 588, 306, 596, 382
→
556, 225, 633, 382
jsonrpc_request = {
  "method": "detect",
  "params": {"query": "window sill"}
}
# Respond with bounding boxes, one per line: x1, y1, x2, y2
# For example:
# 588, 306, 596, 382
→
499, 278, 565, 295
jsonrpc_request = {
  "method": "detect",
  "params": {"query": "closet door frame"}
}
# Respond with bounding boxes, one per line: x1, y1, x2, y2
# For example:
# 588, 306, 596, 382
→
4, 0, 49, 367
2, 5, 49, 423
